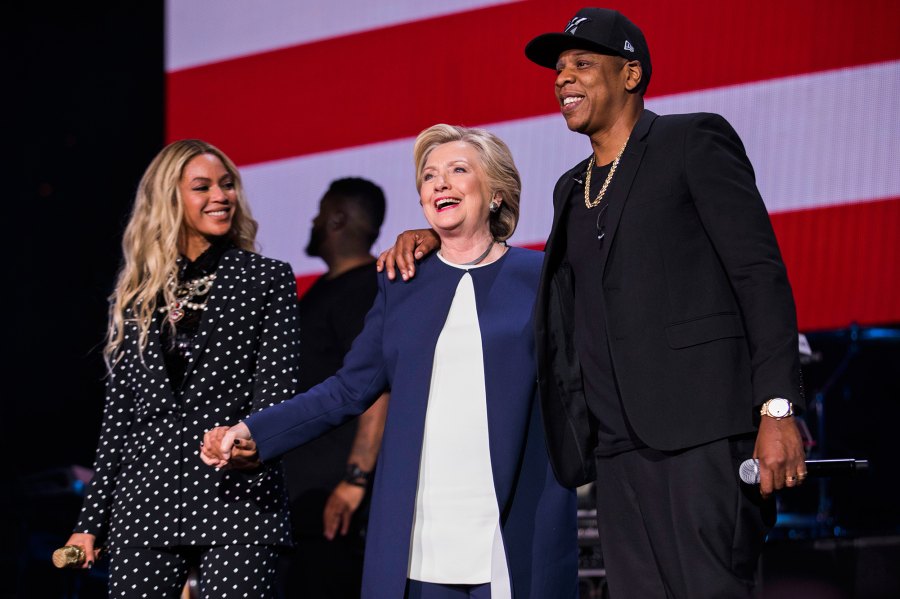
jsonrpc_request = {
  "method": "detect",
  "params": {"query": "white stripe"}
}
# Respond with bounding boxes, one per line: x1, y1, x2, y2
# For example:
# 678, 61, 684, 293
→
649, 61, 900, 214
165, 0, 519, 71
242, 61, 900, 274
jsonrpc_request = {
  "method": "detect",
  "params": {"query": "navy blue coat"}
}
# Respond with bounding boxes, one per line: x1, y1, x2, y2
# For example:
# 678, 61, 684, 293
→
248, 247, 577, 598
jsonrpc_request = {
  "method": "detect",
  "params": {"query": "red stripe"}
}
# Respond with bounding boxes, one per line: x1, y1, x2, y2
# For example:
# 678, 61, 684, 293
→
773, 197, 900, 332
303, 199, 898, 330
522, 200, 900, 331
167, 0, 900, 166
295, 273, 320, 299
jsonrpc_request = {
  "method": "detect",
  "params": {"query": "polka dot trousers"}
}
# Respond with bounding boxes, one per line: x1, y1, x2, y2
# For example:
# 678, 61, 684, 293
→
108, 545, 277, 598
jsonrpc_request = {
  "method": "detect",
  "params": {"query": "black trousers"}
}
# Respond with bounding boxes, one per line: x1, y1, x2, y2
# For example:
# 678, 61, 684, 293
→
108, 545, 278, 599
594, 435, 774, 599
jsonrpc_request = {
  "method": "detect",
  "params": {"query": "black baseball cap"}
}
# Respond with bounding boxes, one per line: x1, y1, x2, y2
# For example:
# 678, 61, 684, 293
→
525, 8, 652, 91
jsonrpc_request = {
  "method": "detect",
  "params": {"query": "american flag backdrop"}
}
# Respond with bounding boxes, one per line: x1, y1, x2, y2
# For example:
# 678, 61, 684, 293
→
165, 0, 900, 332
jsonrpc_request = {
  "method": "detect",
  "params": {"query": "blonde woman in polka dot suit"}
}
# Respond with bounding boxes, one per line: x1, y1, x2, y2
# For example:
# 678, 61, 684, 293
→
64, 139, 300, 598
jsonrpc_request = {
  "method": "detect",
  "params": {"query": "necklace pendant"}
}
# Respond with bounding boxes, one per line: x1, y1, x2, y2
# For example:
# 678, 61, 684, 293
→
169, 300, 185, 323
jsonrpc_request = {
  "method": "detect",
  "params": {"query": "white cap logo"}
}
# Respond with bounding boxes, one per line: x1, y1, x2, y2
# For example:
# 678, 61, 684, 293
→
565, 17, 590, 35
624, 40, 635, 52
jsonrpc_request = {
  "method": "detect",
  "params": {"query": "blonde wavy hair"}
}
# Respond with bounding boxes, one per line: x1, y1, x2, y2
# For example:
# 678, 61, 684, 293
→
105, 139, 258, 368
413, 124, 521, 242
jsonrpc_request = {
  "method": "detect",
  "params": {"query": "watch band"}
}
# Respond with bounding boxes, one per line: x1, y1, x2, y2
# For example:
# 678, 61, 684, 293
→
343, 463, 371, 487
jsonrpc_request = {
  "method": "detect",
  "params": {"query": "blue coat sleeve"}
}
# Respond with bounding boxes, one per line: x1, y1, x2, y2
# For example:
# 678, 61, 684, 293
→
246, 273, 389, 461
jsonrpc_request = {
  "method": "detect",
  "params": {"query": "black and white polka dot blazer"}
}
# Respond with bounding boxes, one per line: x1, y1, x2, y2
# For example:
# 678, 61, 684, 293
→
75, 249, 300, 549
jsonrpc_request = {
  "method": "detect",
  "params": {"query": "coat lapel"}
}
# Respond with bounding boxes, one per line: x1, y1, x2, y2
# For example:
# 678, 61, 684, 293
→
179, 249, 244, 391
598, 109, 657, 271
147, 312, 180, 403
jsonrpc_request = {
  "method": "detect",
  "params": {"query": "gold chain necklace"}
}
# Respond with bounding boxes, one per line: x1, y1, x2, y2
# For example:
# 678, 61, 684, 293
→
584, 138, 629, 209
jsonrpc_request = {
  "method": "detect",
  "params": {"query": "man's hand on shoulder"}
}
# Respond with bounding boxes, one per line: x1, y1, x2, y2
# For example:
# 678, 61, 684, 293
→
376, 229, 440, 281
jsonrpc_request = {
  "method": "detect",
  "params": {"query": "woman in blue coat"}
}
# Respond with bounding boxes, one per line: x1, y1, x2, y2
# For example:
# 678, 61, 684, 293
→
203, 124, 577, 599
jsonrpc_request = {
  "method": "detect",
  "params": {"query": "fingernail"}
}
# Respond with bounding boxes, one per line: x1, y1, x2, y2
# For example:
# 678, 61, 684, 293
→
87, 561, 93, 568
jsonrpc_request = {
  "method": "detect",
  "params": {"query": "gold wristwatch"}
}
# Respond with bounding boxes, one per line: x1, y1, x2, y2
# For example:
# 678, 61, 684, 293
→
760, 397, 793, 420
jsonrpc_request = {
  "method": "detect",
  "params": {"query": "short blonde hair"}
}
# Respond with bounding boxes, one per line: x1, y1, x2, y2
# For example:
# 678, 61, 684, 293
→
413, 124, 521, 242
106, 139, 258, 367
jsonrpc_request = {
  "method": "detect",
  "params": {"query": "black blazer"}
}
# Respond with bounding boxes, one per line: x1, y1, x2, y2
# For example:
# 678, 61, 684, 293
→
75, 249, 300, 548
536, 110, 803, 487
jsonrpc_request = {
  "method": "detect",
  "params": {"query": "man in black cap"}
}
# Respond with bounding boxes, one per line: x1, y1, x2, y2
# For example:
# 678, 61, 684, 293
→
378, 7, 806, 597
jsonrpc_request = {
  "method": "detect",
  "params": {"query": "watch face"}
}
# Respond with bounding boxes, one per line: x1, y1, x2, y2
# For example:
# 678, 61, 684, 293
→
768, 398, 790, 418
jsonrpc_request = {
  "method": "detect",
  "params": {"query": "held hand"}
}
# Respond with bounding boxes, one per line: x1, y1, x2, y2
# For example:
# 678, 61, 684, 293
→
375, 229, 440, 281
200, 423, 252, 468
200, 426, 230, 466
322, 482, 366, 540
62, 533, 100, 569
227, 438, 262, 471
753, 416, 806, 498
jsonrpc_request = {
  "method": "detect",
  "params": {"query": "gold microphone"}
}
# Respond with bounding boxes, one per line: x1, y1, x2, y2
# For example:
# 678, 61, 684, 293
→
52, 545, 86, 569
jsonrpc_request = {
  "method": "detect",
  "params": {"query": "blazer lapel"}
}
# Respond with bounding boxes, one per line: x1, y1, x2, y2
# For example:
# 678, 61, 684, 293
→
147, 312, 180, 403
179, 249, 244, 391
598, 109, 657, 271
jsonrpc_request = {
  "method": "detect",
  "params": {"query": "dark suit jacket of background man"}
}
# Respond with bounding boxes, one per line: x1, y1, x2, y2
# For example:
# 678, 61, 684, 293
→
535, 109, 805, 487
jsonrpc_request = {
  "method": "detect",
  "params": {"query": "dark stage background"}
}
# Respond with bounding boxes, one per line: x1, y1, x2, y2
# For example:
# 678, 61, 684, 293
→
6, 4, 163, 598
5, 3, 899, 599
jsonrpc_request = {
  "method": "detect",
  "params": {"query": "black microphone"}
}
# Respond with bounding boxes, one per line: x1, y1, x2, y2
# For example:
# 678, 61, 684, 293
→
738, 458, 869, 485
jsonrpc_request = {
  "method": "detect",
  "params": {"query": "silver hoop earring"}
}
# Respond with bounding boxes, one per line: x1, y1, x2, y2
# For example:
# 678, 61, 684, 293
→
489, 201, 500, 213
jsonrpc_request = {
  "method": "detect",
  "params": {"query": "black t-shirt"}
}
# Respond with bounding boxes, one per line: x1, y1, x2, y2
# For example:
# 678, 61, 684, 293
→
565, 161, 643, 456
279, 261, 379, 536
295, 262, 379, 391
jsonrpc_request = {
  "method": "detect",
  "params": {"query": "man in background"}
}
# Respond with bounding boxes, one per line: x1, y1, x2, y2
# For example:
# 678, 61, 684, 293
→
279, 177, 389, 599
